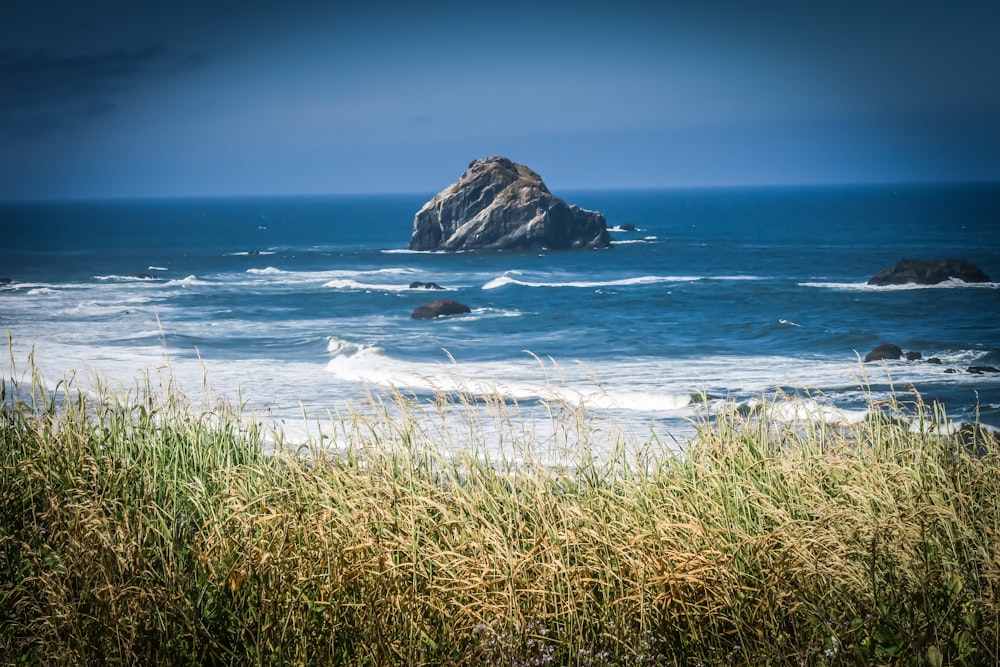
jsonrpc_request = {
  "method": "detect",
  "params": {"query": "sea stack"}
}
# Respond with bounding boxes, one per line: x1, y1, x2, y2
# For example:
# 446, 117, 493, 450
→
409, 156, 610, 252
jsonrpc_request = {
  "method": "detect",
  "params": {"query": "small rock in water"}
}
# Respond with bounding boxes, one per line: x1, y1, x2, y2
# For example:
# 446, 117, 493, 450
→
411, 298, 471, 319
868, 258, 991, 286
864, 343, 903, 362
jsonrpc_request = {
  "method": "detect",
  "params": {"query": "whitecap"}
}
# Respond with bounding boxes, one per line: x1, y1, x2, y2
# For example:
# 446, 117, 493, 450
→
801, 279, 999, 291
246, 267, 285, 275
323, 278, 412, 292
94, 274, 159, 282
165, 275, 206, 286
611, 236, 658, 244
482, 273, 699, 290
27, 287, 57, 296
147, 266, 168, 272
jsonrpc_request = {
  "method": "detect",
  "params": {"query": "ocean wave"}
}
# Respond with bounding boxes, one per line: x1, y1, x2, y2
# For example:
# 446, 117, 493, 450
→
469, 307, 525, 319
607, 225, 642, 232
26, 287, 58, 296
164, 275, 206, 286
94, 274, 160, 282
381, 248, 458, 255
801, 279, 999, 291
324, 342, 701, 415
147, 266, 168, 272
482, 273, 700, 290
327, 336, 386, 359
611, 236, 658, 244
323, 278, 414, 292
738, 397, 869, 426
229, 250, 276, 256
246, 267, 286, 275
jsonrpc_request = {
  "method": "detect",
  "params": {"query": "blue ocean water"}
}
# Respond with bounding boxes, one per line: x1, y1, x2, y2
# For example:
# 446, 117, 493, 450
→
2, 183, 999, 448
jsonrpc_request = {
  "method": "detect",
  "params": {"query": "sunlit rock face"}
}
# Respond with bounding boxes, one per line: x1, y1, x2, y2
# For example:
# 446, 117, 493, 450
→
409, 156, 609, 252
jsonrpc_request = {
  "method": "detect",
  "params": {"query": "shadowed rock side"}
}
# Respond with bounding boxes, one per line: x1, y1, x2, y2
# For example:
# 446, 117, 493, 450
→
868, 258, 991, 285
409, 156, 610, 251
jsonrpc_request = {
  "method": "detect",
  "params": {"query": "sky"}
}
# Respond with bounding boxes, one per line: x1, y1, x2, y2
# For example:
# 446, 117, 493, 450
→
2, 0, 999, 199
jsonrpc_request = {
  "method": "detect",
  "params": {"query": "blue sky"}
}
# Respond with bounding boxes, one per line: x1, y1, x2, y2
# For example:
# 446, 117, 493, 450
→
2, 1, 999, 199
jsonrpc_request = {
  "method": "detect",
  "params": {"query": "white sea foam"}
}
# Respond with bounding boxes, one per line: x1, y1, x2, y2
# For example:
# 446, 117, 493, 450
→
801, 279, 999, 291
147, 266, 168, 272
607, 225, 642, 232
469, 307, 525, 319
229, 250, 276, 256
165, 275, 206, 286
763, 398, 868, 426
482, 273, 699, 290
26, 287, 57, 296
95, 274, 159, 282
323, 278, 413, 292
246, 267, 285, 275
381, 248, 457, 255
611, 236, 658, 244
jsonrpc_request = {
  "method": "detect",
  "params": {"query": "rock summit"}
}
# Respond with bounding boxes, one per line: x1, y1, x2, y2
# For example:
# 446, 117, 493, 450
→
408, 157, 609, 252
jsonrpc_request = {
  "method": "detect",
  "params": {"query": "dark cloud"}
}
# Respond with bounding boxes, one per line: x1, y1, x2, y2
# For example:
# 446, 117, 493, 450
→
0, 44, 209, 134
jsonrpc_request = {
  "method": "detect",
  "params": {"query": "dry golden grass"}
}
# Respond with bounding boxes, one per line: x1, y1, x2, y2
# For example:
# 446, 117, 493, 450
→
2, 360, 999, 665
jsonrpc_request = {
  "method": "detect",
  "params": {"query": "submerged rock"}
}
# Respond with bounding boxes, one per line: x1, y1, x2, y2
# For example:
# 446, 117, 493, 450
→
409, 156, 609, 252
411, 298, 471, 319
868, 258, 991, 286
409, 281, 444, 290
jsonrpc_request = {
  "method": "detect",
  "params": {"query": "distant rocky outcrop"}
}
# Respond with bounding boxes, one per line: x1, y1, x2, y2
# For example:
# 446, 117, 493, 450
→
409, 281, 444, 290
868, 258, 991, 286
411, 298, 471, 319
409, 156, 609, 252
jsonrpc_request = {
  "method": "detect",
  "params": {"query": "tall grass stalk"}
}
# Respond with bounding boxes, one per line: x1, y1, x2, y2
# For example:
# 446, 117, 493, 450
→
2, 359, 999, 665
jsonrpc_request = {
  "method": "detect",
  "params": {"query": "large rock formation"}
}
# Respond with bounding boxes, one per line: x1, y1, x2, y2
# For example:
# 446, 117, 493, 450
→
868, 258, 991, 286
409, 157, 609, 251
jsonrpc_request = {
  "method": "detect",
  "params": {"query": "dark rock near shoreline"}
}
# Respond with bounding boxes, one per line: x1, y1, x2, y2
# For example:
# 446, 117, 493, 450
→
409, 281, 444, 290
868, 258, 991, 286
864, 343, 903, 362
968, 366, 1000, 374
619, 223, 637, 232
411, 298, 471, 319
905, 351, 923, 361
409, 156, 610, 252
925, 357, 942, 365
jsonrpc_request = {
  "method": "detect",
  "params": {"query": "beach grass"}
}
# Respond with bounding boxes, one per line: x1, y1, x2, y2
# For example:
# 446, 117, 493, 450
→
2, 359, 999, 665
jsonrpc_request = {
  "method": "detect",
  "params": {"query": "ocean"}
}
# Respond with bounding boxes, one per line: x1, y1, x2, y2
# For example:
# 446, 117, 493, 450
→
2, 183, 999, 453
